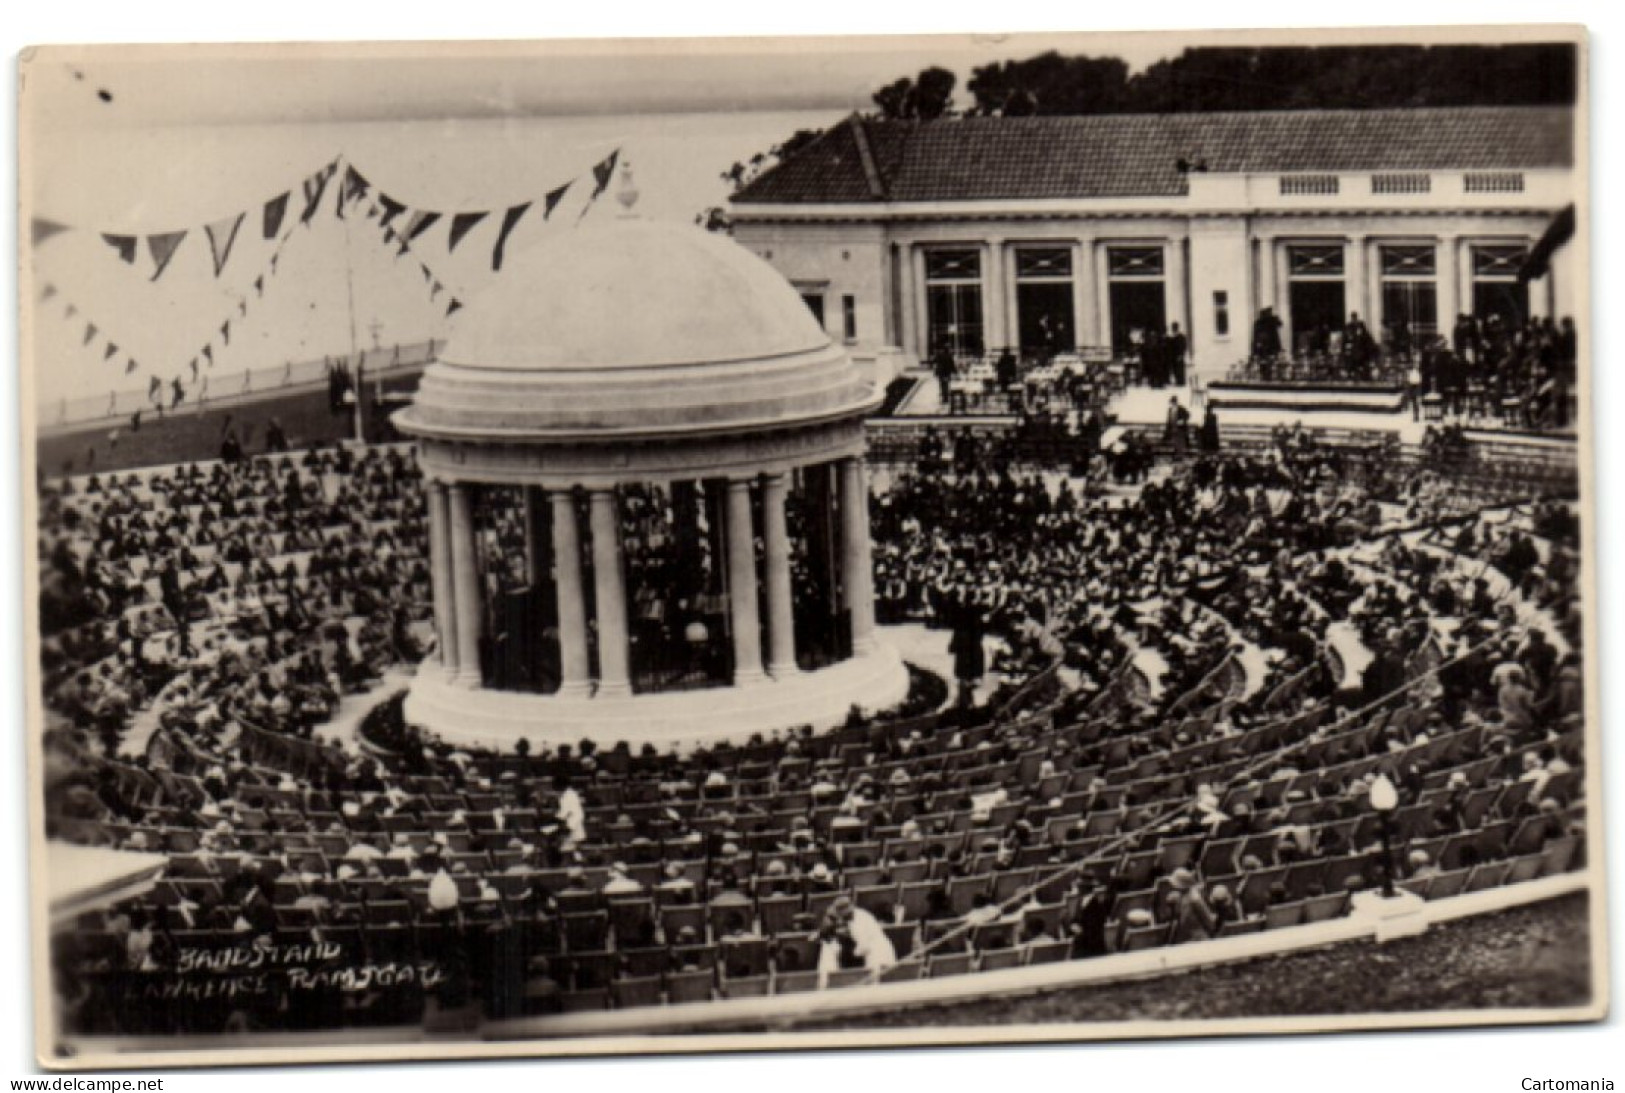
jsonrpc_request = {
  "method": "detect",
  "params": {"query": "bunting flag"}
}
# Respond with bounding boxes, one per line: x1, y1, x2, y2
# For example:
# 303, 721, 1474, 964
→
544, 181, 571, 219
189, 357, 199, 382
365, 204, 379, 219
404, 211, 441, 241
126, 357, 137, 374
33, 218, 70, 247
238, 298, 248, 318
104, 343, 118, 362
590, 149, 620, 200
254, 274, 264, 297
148, 375, 161, 399
420, 262, 433, 283
64, 302, 78, 320
377, 194, 406, 228
430, 280, 443, 300
263, 192, 290, 239
172, 377, 186, 408
447, 211, 488, 252
300, 166, 334, 224
83, 323, 98, 347
446, 298, 463, 317
492, 201, 531, 271
205, 213, 245, 277
203, 345, 214, 367
103, 234, 137, 264
41, 283, 58, 302
344, 166, 370, 203
220, 320, 231, 346
147, 231, 187, 281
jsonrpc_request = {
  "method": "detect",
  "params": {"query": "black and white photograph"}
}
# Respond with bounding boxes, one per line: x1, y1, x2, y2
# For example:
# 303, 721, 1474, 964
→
15, 23, 1608, 1072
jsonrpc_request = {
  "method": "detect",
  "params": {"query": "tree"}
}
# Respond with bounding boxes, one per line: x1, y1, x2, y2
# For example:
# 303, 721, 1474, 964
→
968, 52, 1131, 115
698, 126, 828, 233
871, 66, 958, 119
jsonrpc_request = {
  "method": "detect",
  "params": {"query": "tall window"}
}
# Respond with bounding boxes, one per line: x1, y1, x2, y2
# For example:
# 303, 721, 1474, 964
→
1379, 244, 1438, 346
1013, 246, 1076, 355
925, 248, 984, 357
1105, 245, 1166, 356
1471, 244, 1531, 327
1286, 243, 1347, 354
1213, 290, 1230, 338
841, 294, 857, 341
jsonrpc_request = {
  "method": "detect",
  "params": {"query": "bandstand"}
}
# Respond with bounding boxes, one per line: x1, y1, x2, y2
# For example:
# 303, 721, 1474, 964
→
393, 195, 909, 750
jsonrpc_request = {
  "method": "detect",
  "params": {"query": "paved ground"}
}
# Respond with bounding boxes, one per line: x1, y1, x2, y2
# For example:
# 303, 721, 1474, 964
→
779, 892, 1593, 1030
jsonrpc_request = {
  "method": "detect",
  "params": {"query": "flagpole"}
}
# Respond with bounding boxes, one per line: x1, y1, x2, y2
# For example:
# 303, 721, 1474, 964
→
340, 158, 365, 445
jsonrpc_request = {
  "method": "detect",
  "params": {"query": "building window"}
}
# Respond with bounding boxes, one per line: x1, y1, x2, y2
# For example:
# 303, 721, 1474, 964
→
800, 292, 826, 328
1379, 244, 1438, 346
924, 248, 984, 357
1464, 172, 1526, 194
1286, 243, 1347, 355
1013, 246, 1076, 355
1105, 246, 1166, 357
1279, 175, 1340, 196
1213, 291, 1230, 338
841, 294, 857, 341
1471, 243, 1532, 325
1371, 173, 1432, 195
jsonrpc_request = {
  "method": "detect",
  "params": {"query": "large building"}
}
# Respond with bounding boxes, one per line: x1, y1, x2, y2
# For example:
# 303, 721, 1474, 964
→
729, 106, 1577, 380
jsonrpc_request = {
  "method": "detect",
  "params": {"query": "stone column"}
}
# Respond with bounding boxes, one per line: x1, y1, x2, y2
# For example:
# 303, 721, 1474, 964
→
1166, 236, 1191, 341
1257, 234, 1277, 325
912, 245, 930, 356
760, 471, 798, 678
447, 482, 483, 689
1071, 239, 1094, 348
895, 243, 914, 357
426, 480, 458, 676
983, 236, 1005, 353
1346, 234, 1369, 327
588, 488, 632, 698
1436, 234, 1460, 340
725, 477, 768, 685
548, 489, 592, 697
838, 456, 877, 656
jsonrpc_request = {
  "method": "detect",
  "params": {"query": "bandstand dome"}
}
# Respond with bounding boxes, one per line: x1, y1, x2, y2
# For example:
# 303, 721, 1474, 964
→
397, 218, 879, 438
393, 205, 908, 752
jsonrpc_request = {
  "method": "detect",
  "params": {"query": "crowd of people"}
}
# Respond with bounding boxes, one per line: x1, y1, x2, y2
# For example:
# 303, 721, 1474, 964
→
38, 419, 1586, 1037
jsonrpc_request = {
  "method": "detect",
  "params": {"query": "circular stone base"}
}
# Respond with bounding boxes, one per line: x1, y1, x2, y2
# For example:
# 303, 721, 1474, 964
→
402, 643, 911, 753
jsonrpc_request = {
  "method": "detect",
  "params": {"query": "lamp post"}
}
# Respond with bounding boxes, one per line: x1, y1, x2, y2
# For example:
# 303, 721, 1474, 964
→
1369, 773, 1400, 898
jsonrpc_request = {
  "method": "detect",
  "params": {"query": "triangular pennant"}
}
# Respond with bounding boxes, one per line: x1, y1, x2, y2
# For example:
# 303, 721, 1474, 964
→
220, 320, 231, 346
300, 168, 334, 224
172, 377, 186, 408
238, 298, 248, 318
104, 343, 119, 361
420, 262, 433, 283
147, 231, 187, 281
447, 211, 489, 252
148, 375, 161, 397
446, 298, 463, 317
377, 194, 406, 228
189, 357, 199, 382
404, 210, 442, 241
83, 323, 98, 347
204, 213, 245, 277
203, 345, 214, 367
430, 280, 443, 301
344, 166, 370, 203
590, 149, 621, 199
270, 252, 279, 273
365, 204, 379, 220
124, 356, 136, 374
102, 234, 137, 264
40, 283, 58, 302
64, 302, 78, 320
397, 239, 411, 258
254, 274, 264, 297
492, 201, 532, 271
263, 192, 290, 239
32, 218, 70, 247
544, 182, 571, 219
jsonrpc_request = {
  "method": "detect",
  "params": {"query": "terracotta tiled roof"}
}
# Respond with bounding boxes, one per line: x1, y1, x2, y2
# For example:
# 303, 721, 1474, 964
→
731, 106, 1574, 204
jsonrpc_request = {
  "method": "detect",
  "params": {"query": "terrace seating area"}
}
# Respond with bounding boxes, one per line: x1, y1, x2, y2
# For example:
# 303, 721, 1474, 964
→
38, 434, 1587, 1038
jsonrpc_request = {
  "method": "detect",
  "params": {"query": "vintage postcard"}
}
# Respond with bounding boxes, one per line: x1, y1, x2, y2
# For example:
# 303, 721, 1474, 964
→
18, 25, 1605, 1071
